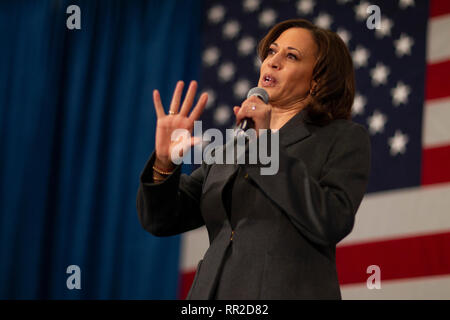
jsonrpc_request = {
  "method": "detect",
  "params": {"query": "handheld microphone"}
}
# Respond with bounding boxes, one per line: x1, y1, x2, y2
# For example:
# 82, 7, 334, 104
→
237, 87, 269, 131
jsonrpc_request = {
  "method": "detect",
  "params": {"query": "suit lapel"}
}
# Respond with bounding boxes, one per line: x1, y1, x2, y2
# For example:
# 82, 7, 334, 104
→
202, 136, 240, 195
278, 108, 312, 147
202, 109, 312, 221
203, 163, 238, 194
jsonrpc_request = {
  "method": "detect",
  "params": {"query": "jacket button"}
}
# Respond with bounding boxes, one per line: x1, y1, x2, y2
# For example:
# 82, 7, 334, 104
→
230, 230, 235, 241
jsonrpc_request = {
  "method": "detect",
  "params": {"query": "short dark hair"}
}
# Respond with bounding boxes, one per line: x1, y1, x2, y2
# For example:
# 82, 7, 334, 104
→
258, 19, 355, 125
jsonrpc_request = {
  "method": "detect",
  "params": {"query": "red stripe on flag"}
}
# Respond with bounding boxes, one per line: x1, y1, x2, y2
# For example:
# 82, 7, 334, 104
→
336, 231, 450, 285
429, 0, 450, 18
180, 231, 450, 296
178, 270, 195, 300
422, 144, 450, 185
426, 60, 450, 101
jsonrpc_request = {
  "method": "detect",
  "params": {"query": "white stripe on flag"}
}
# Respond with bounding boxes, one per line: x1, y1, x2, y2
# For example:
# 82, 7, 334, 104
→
180, 226, 208, 271
427, 14, 450, 64
180, 184, 450, 271
341, 274, 450, 299
423, 97, 450, 148
339, 183, 450, 246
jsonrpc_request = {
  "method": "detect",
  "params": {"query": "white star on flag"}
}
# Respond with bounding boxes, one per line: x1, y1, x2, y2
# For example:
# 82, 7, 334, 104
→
223, 20, 241, 40
243, 0, 260, 12
352, 45, 370, 68
238, 36, 256, 56
204, 89, 216, 109
354, 1, 371, 21
297, 0, 315, 15
399, 0, 415, 9
336, 28, 352, 45
367, 110, 387, 135
352, 93, 367, 116
314, 12, 333, 29
202, 47, 220, 67
254, 56, 262, 71
388, 130, 409, 156
218, 62, 235, 82
259, 9, 277, 28
394, 33, 414, 57
375, 17, 394, 38
233, 79, 251, 99
391, 81, 411, 106
208, 5, 226, 24
370, 62, 390, 86
214, 105, 232, 125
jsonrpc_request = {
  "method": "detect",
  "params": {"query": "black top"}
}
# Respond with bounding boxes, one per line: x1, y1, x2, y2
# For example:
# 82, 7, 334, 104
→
137, 108, 372, 299
222, 168, 237, 225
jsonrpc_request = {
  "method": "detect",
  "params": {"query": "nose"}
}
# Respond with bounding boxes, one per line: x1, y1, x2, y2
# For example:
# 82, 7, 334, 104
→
267, 52, 281, 70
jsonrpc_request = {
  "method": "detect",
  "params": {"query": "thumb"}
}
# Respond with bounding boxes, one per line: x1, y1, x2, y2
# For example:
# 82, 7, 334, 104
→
233, 106, 240, 116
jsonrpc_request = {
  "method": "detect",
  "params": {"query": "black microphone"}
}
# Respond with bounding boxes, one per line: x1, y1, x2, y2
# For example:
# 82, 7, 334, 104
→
237, 87, 269, 131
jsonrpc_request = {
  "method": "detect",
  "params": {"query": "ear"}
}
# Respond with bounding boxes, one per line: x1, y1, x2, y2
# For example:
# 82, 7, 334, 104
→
311, 78, 319, 91
310, 78, 319, 96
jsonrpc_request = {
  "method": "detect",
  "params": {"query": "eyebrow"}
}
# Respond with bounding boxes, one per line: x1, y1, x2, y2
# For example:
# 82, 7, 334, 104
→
271, 42, 304, 57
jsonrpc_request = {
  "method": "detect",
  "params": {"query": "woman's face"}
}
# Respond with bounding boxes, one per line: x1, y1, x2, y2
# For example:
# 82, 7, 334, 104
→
258, 27, 318, 106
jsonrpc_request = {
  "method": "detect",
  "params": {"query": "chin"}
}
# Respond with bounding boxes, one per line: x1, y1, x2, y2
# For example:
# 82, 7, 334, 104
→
261, 86, 276, 94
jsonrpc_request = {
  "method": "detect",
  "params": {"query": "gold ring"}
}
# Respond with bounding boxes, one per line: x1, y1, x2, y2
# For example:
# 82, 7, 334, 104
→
169, 111, 177, 115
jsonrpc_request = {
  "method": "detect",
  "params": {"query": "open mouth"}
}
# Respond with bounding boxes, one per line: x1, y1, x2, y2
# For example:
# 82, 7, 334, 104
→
262, 74, 277, 87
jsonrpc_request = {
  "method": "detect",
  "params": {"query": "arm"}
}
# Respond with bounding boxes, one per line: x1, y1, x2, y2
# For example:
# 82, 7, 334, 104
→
137, 80, 208, 236
136, 151, 206, 237
247, 122, 371, 246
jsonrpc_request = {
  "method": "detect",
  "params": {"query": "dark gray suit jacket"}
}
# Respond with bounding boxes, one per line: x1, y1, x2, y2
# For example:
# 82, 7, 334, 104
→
136, 110, 371, 299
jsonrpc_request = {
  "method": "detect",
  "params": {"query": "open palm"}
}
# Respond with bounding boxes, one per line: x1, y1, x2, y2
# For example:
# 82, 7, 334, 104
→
153, 80, 208, 167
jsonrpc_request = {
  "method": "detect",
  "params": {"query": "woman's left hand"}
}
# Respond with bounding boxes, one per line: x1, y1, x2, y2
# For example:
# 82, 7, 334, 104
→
233, 95, 271, 134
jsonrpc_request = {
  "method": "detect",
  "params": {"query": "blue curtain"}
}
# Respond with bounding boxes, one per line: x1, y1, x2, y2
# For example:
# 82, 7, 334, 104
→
0, 0, 202, 299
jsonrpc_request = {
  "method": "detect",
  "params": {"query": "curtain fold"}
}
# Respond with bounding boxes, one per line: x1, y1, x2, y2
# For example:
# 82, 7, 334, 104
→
0, 0, 202, 299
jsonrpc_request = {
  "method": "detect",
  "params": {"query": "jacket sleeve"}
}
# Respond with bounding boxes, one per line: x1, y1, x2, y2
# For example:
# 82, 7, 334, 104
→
136, 151, 206, 237
247, 122, 371, 246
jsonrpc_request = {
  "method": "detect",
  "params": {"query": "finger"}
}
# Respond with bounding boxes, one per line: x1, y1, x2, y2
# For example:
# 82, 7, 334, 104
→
236, 104, 257, 125
233, 106, 240, 116
235, 104, 248, 124
169, 81, 184, 114
246, 95, 261, 103
179, 81, 198, 117
190, 136, 203, 147
153, 90, 165, 118
169, 131, 191, 163
175, 136, 203, 161
188, 92, 208, 121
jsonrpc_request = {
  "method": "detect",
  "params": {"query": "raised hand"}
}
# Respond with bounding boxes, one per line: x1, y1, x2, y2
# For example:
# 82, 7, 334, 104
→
153, 80, 208, 169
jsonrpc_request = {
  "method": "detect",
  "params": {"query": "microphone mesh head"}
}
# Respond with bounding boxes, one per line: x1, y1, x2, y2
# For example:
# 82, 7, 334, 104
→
247, 87, 269, 104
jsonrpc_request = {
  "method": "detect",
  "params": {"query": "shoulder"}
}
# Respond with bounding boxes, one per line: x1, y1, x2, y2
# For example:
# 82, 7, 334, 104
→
308, 119, 369, 141
305, 119, 371, 155
315, 118, 367, 133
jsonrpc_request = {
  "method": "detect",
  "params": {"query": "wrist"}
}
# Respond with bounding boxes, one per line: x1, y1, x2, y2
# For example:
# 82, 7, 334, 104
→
154, 156, 176, 171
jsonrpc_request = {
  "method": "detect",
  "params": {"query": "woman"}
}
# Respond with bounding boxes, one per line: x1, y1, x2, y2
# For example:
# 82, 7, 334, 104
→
137, 19, 371, 299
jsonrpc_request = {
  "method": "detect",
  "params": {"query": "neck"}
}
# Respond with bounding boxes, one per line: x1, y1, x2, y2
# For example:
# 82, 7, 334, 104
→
270, 101, 307, 130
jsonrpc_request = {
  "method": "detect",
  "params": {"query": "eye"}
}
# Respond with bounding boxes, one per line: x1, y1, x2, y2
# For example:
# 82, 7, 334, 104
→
268, 48, 276, 55
288, 53, 298, 60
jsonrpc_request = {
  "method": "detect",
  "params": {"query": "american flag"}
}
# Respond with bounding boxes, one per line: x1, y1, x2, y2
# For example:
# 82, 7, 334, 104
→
179, 0, 450, 299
